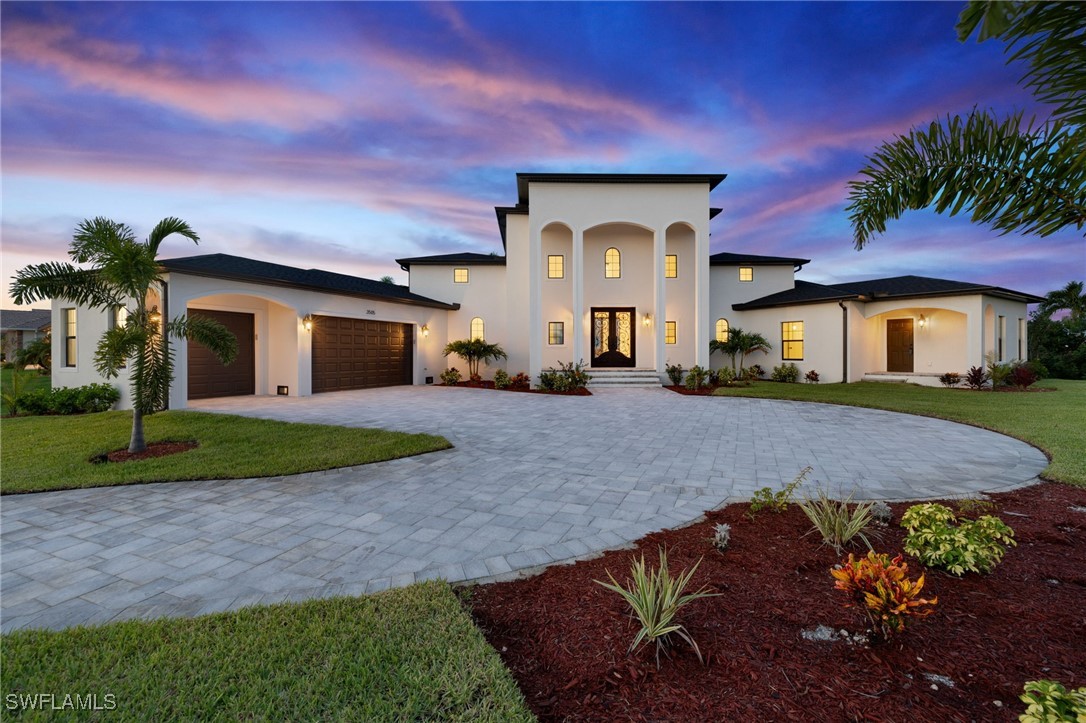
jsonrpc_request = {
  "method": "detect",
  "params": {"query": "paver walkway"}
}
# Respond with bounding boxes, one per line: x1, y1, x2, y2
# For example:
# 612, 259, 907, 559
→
1, 387, 1046, 631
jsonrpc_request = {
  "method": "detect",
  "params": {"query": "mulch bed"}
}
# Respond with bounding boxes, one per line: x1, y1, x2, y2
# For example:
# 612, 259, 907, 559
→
468, 482, 1086, 721
446, 382, 592, 396
99, 440, 198, 463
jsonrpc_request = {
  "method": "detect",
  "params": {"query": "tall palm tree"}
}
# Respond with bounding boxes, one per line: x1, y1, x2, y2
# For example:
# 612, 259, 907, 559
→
1037, 280, 1086, 324
10, 217, 238, 452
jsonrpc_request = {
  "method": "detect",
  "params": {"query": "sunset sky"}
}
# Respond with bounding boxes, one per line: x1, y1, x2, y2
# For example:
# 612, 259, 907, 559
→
2, 1, 1082, 309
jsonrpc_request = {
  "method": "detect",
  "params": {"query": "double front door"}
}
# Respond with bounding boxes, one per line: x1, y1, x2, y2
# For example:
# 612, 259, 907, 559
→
591, 307, 635, 367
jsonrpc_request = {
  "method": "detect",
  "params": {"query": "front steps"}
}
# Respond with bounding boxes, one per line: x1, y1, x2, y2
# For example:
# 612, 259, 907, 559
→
863, 371, 945, 388
587, 368, 664, 388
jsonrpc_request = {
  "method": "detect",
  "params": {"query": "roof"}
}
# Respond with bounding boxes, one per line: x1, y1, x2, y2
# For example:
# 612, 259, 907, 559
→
829, 275, 1045, 304
710, 251, 810, 269
396, 252, 507, 271
160, 254, 459, 310
0, 309, 51, 331
732, 281, 859, 310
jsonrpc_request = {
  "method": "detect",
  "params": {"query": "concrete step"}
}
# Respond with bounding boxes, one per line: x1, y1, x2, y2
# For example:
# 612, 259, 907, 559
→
588, 369, 663, 387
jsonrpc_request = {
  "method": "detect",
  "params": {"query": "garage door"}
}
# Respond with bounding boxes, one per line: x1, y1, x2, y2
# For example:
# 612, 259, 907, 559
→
312, 316, 412, 393
187, 309, 255, 400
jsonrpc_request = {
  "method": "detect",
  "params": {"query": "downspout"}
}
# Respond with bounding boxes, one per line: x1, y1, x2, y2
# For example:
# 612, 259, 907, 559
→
838, 300, 848, 383
161, 279, 169, 410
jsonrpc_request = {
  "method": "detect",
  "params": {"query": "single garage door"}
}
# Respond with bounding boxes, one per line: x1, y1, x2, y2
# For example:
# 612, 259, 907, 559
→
312, 316, 412, 393
188, 309, 255, 400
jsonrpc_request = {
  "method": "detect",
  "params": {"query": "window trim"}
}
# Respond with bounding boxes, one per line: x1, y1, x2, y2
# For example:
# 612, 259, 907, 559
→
665, 254, 678, 279
739, 266, 754, 282
781, 320, 804, 361
665, 320, 677, 345
547, 254, 565, 280
715, 318, 729, 343
470, 317, 484, 340
604, 247, 621, 279
453, 268, 469, 284
548, 321, 565, 346
63, 307, 77, 368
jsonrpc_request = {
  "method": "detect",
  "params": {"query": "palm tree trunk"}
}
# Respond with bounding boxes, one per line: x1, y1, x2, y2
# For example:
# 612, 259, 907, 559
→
129, 408, 147, 453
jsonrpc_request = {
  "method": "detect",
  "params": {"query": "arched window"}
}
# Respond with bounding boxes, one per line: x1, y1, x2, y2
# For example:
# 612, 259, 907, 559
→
470, 317, 485, 340
715, 318, 729, 343
604, 247, 621, 278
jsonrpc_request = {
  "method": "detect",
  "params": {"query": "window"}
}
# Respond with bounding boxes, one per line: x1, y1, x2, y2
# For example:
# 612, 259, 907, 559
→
548, 322, 564, 345
1018, 318, 1025, 359
998, 315, 1006, 360
739, 266, 754, 282
110, 306, 129, 368
470, 317, 484, 340
454, 268, 469, 284
546, 255, 564, 279
63, 308, 77, 367
782, 321, 804, 360
604, 247, 621, 278
665, 254, 678, 279
665, 321, 677, 345
715, 318, 729, 343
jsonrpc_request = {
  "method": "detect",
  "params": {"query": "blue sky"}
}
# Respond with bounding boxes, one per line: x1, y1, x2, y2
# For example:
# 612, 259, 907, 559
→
2, 1, 1082, 308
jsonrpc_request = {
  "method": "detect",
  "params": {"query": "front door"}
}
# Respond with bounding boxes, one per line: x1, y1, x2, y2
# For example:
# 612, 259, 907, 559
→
887, 318, 914, 373
591, 307, 635, 367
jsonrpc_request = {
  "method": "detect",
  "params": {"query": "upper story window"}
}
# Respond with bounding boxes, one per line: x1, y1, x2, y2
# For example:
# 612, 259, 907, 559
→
665, 321, 677, 345
782, 321, 804, 360
665, 254, 678, 279
454, 268, 469, 284
604, 247, 621, 278
739, 266, 754, 282
470, 317, 485, 340
715, 318, 729, 343
63, 308, 77, 367
547, 255, 564, 279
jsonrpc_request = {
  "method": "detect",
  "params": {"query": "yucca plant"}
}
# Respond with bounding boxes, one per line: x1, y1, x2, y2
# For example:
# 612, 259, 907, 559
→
799, 489, 878, 554
595, 548, 718, 667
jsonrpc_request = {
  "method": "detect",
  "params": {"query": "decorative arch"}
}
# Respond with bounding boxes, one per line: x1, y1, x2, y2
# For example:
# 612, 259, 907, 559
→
470, 317, 485, 340
715, 318, 729, 342
604, 247, 621, 278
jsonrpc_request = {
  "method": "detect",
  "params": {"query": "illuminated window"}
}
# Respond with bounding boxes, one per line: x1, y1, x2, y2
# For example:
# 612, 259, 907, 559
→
63, 308, 77, 367
547, 255, 564, 279
604, 247, 621, 278
110, 306, 129, 368
454, 268, 469, 284
715, 318, 729, 342
739, 266, 754, 282
665, 254, 678, 278
782, 321, 804, 360
548, 322, 564, 345
665, 321, 677, 345
470, 317, 484, 340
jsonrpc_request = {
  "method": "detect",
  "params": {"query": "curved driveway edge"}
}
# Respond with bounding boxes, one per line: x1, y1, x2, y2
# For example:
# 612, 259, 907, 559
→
1, 387, 1047, 632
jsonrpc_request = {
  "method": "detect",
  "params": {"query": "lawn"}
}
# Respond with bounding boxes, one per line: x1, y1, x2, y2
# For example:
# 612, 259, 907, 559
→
712, 379, 1086, 486
0, 367, 50, 416
1, 581, 534, 722
0, 410, 451, 494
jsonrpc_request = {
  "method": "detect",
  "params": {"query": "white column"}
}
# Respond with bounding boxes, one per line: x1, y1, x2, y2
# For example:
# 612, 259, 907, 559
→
572, 227, 584, 365
654, 228, 666, 372
528, 224, 542, 382
695, 222, 710, 367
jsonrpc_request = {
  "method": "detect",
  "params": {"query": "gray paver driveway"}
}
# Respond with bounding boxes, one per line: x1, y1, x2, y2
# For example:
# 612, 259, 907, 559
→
1, 386, 1046, 631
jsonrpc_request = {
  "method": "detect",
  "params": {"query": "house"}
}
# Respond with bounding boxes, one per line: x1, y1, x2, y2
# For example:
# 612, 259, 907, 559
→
1, 308, 51, 361
49, 173, 1042, 409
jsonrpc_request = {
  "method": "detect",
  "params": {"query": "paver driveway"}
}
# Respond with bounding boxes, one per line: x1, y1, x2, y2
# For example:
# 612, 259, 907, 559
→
1, 386, 1046, 631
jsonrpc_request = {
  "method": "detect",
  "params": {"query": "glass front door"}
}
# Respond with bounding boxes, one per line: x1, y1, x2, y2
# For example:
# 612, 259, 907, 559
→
591, 307, 635, 367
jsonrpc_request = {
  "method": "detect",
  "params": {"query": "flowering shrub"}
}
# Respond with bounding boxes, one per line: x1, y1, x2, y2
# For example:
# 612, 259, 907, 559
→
508, 372, 531, 389
900, 503, 1016, 575
743, 364, 765, 380
939, 372, 961, 388
468, 372, 483, 385
771, 363, 800, 383
831, 551, 937, 642
439, 368, 462, 385
805, 369, 820, 383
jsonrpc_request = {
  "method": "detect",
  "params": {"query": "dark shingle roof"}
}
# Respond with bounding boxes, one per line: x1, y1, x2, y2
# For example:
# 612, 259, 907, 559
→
732, 281, 859, 310
710, 251, 811, 268
0, 309, 52, 331
829, 275, 1045, 304
396, 252, 507, 270
160, 254, 458, 310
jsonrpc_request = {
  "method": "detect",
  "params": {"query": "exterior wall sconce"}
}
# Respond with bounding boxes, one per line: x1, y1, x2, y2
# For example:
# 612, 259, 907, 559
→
643, 313, 652, 326
918, 314, 927, 329
302, 314, 314, 332
148, 306, 162, 325
420, 324, 429, 338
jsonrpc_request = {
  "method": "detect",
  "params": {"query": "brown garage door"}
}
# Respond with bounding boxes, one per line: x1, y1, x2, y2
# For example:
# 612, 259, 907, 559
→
188, 309, 255, 400
312, 316, 412, 393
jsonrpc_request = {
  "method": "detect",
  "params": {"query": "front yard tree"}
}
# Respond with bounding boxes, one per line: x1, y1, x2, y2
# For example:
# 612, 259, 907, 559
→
847, 1, 1086, 248
443, 338, 507, 378
10, 217, 238, 453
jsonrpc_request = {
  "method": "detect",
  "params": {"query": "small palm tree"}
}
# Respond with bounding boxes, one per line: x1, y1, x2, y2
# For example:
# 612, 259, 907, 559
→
710, 327, 771, 374
10, 217, 238, 453
710, 326, 745, 374
442, 338, 507, 378
735, 330, 772, 372
1037, 281, 1085, 324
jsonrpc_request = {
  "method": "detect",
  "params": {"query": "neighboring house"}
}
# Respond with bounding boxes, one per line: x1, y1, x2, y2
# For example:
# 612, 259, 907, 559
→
1, 308, 51, 360
50, 173, 1042, 409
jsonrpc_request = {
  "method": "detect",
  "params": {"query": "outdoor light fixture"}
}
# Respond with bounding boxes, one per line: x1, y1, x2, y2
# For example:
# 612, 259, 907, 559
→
643, 313, 652, 326
421, 324, 429, 338
148, 307, 162, 325
302, 314, 315, 332
277, 386, 289, 396
918, 314, 927, 329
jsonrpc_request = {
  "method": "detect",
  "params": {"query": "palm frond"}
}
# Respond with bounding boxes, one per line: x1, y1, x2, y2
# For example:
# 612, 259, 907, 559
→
130, 328, 173, 415
71, 217, 137, 266
94, 324, 145, 379
8, 262, 120, 307
168, 314, 238, 366
848, 110, 1086, 248
146, 217, 199, 257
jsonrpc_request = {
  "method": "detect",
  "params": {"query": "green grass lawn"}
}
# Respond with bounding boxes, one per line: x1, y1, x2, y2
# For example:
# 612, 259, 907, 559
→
712, 379, 1086, 487
0, 367, 50, 416
1, 581, 534, 722
0, 410, 451, 494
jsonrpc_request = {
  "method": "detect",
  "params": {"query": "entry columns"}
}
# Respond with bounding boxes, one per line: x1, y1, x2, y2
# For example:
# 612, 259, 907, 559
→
572, 227, 584, 365
654, 228, 666, 373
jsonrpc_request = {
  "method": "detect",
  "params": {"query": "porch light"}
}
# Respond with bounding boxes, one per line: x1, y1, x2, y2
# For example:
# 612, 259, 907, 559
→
302, 314, 315, 332
148, 307, 162, 325
643, 313, 652, 327
421, 324, 429, 338
918, 314, 927, 329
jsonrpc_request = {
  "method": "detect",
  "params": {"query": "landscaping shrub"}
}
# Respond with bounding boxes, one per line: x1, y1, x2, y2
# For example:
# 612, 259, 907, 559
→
939, 372, 961, 388
710, 523, 731, 553
714, 366, 737, 386
900, 503, 1016, 575
14, 335, 51, 373
440, 368, 462, 385
831, 551, 937, 643
594, 548, 717, 667
1, 368, 37, 416
1009, 363, 1039, 390
748, 466, 810, 518
665, 363, 684, 386
1019, 679, 1086, 723
538, 360, 590, 392
771, 363, 800, 383
964, 365, 990, 389
743, 364, 765, 380
986, 353, 1013, 387
15, 384, 119, 416
869, 500, 893, 526
805, 369, 820, 383
468, 372, 483, 385
798, 489, 877, 554
443, 339, 508, 378
508, 372, 531, 389
684, 365, 709, 391
493, 369, 511, 389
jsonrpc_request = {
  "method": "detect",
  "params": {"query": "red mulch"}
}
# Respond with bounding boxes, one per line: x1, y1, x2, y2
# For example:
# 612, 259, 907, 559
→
664, 385, 720, 396
103, 440, 198, 463
446, 382, 592, 396
468, 483, 1086, 722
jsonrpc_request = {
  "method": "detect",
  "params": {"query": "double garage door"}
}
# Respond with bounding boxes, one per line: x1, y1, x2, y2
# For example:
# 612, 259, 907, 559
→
188, 311, 412, 399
